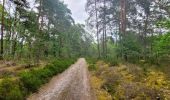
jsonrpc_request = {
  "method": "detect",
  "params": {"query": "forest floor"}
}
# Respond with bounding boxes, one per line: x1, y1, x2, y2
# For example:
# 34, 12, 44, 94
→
27, 58, 93, 100
0, 60, 46, 80
89, 61, 170, 100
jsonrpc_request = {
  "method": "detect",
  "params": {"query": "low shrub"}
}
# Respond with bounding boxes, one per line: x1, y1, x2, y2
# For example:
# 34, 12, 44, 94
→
20, 59, 75, 94
0, 78, 24, 100
86, 58, 98, 65
90, 76, 112, 100
86, 58, 98, 71
103, 57, 119, 66
20, 71, 43, 93
88, 64, 97, 71
92, 61, 170, 99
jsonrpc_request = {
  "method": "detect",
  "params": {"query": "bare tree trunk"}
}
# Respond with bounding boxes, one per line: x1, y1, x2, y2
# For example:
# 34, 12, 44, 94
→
104, 26, 107, 58
143, 14, 149, 60
11, 10, 18, 58
102, 26, 105, 57
103, 0, 107, 58
102, 0, 106, 58
58, 36, 63, 57
0, 0, 5, 59
120, 0, 127, 60
5, 0, 12, 57
12, 34, 18, 58
95, 0, 100, 58
120, 0, 126, 35
8, 16, 12, 54
35, 0, 43, 64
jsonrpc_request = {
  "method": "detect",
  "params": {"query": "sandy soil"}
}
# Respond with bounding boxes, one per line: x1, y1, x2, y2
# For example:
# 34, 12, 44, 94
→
27, 58, 92, 100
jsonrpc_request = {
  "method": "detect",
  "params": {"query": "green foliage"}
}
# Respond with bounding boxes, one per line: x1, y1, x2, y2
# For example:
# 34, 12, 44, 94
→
103, 57, 119, 66
0, 58, 76, 100
20, 71, 43, 93
146, 19, 170, 64
157, 19, 170, 29
153, 33, 170, 56
20, 59, 75, 93
86, 58, 98, 71
86, 58, 97, 64
0, 0, 94, 62
116, 33, 142, 63
88, 64, 97, 71
0, 78, 24, 100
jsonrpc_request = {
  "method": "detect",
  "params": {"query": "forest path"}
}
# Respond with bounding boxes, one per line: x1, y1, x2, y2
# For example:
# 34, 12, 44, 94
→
27, 58, 92, 100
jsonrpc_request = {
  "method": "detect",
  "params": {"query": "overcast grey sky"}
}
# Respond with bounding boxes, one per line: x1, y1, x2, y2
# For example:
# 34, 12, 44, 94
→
23, 0, 88, 24
62, 0, 87, 24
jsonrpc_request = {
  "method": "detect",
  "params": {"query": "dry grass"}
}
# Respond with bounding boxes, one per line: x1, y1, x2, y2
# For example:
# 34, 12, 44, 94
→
0, 60, 47, 80
89, 61, 170, 100
90, 76, 112, 100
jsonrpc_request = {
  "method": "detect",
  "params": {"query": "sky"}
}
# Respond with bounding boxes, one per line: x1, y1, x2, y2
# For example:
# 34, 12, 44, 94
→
61, 0, 88, 24
4, 0, 87, 24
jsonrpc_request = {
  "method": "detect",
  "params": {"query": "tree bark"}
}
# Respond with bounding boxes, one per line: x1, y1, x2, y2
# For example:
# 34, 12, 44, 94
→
0, 0, 5, 59
120, 0, 127, 60
120, 0, 126, 35
143, 14, 149, 60
104, 0, 107, 58
102, 26, 105, 57
95, 0, 101, 58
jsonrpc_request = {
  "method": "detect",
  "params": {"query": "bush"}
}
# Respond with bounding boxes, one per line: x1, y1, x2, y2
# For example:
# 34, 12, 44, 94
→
20, 71, 43, 93
0, 78, 24, 100
85, 58, 98, 71
0, 59, 76, 99
88, 64, 97, 71
20, 59, 75, 93
86, 58, 98, 65
103, 57, 119, 66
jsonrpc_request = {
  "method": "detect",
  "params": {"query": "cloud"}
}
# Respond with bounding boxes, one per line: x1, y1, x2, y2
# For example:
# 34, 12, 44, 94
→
62, 0, 87, 24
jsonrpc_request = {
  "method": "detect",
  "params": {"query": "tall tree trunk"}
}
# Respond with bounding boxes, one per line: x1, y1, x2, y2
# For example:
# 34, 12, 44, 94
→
11, 11, 17, 58
102, 0, 106, 58
5, 1, 12, 57
58, 36, 62, 57
104, 26, 107, 58
143, 14, 149, 60
0, 0, 5, 59
104, 0, 107, 58
120, 0, 126, 35
35, 0, 43, 64
120, 0, 127, 60
102, 26, 105, 57
95, 0, 101, 58
20, 37, 24, 58
8, 16, 12, 55
12, 34, 18, 58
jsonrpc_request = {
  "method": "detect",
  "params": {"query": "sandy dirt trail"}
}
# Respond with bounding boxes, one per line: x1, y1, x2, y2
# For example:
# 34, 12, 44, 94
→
27, 58, 92, 100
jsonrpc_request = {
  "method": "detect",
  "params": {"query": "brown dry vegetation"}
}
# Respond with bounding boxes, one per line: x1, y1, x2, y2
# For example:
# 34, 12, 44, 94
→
0, 60, 47, 79
89, 61, 170, 100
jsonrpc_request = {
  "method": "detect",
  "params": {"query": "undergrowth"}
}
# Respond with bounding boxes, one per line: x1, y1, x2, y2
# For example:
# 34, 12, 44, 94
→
86, 58, 98, 71
0, 59, 75, 100
89, 61, 170, 100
